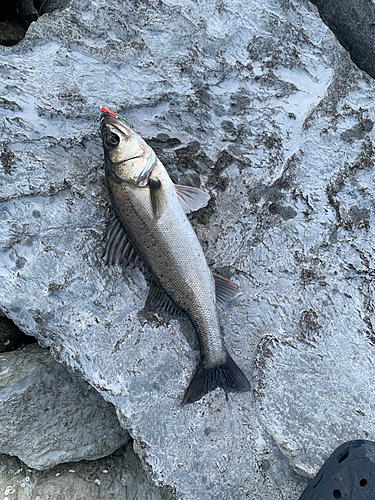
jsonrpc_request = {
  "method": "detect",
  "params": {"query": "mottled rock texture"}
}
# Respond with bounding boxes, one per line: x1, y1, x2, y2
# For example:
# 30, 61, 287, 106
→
0, 344, 130, 470
1, 0, 375, 498
0, 442, 173, 500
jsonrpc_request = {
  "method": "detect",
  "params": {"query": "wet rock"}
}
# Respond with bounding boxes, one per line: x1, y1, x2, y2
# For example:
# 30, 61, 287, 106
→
310, 0, 375, 79
0, 0, 71, 46
0, 344, 130, 470
0, 20, 26, 46
0, 0, 375, 498
0, 316, 35, 352
15, 0, 38, 25
0, 441, 173, 500
0, 3, 16, 23
39, 0, 72, 16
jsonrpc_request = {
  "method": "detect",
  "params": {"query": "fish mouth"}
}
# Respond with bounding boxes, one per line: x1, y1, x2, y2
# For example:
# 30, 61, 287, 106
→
124, 154, 144, 162
101, 115, 131, 138
109, 154, 144, 167
123, 143, 147, 163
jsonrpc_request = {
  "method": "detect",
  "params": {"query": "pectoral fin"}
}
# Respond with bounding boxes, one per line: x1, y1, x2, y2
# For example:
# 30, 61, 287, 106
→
175, 184, 210, 214
149, 177, 167, 220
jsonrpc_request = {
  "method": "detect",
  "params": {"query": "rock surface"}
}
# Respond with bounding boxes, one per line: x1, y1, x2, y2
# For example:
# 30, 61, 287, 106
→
255, 333, 375, 476
0, 0, 375, 498
0, 344, 130, 470
0, 442, 173, 500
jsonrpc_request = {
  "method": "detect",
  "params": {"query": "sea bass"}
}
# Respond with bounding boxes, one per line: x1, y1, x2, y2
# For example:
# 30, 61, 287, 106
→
100, 107, 250, 404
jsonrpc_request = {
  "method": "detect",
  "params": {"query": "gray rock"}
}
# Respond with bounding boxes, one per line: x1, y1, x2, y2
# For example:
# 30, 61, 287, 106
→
0, 441, 173, 500
0, 344, 130, 470
254, 333, 375, 476
0, 0, 375, 498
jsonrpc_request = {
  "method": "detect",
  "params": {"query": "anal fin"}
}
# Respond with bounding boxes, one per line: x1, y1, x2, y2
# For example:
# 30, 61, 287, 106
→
144, 279, 183, 317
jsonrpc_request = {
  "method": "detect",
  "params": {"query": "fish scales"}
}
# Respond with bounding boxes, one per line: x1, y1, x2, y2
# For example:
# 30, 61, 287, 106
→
101, 110, 250, 404
108, 161, 226, 367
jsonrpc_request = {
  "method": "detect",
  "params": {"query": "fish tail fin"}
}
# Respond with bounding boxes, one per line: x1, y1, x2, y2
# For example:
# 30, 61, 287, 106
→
182, 351, 250, 405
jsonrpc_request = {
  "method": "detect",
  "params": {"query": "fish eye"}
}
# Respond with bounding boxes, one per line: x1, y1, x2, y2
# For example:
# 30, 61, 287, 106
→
105, 134, 120, 148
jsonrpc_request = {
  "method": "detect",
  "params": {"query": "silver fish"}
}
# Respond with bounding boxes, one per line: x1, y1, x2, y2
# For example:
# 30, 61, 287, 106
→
100, 109, 250, 404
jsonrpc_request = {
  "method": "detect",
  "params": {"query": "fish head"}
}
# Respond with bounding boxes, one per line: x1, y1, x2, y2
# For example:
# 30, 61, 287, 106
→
101, 115, 156, 185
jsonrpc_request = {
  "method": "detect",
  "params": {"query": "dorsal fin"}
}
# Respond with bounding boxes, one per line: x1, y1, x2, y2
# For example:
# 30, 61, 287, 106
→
213, 273, 244, 309
175, 184, 210, 214
102, 215, 143, 269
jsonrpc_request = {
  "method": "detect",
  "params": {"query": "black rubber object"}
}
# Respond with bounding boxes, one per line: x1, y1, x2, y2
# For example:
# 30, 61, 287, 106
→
299, 440, 375, 499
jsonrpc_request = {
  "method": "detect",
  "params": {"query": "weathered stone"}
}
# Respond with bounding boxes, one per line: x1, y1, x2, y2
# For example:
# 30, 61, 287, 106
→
0, 0, 375, 498
0, 441, 173, 500
0, 344, 130, 470
0, 0, 71, 47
